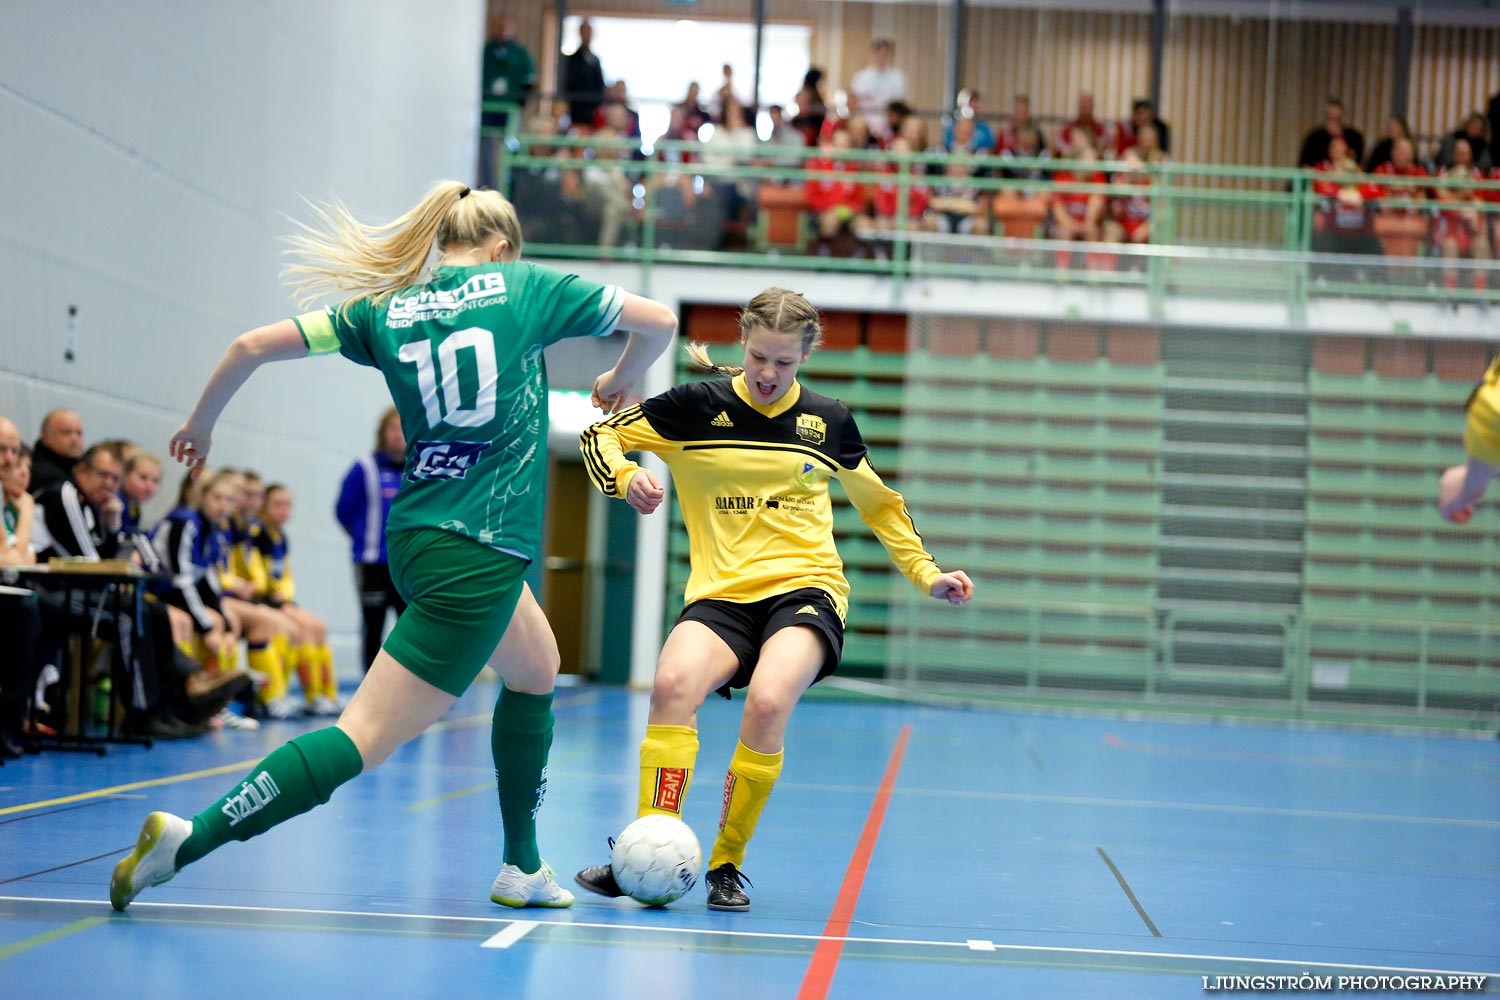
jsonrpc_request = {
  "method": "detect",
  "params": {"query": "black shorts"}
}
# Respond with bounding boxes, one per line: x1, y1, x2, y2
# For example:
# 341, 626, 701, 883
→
677, 587, 845, 697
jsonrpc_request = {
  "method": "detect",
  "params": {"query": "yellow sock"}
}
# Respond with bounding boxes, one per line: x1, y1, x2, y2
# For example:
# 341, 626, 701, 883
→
296, 644, 320, 702
216, 634, 239, 671
708, 741, 784, 870
175, 638, 200, 663
637, 724, 699, 818
248, 644, 285, 703
317, 645, 338, 700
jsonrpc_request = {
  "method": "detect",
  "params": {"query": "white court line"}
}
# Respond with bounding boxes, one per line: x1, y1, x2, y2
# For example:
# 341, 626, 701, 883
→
3, 895, 1496, 978
482, 920, 537, 949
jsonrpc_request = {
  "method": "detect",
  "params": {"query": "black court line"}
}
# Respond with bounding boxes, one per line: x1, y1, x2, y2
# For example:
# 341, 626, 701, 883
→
0, 799, 120, 827
1096, 847, 1162, 938
0, 847, 131, 886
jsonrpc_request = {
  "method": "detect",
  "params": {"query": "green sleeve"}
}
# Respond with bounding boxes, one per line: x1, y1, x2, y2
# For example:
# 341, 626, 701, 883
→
527, 263, 626, 345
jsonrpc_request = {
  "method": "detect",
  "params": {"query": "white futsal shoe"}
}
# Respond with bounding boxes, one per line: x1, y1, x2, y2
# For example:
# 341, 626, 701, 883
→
489, 860, 575, 908
110, 811, 193, 911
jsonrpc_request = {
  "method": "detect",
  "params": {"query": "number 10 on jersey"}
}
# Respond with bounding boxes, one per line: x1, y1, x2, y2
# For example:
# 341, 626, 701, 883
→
397, 329, 499, 428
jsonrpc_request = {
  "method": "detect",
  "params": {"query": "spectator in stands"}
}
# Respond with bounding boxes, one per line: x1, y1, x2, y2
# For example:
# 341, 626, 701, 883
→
864, 136, 935, 240
929, 155, 988, 236
28, 408, 84, 495
702, 98, 759, 246
579, 117, 636, 250
1114, 99, 1171, 158
1438, 112, 1491, 172
1049, 134, 1108, 264
32, 443, 123, 558
562, 18, 606, 130
712, 63, 739, 122
1104, 151, 1153, 250
337, 408, 407, 671
944, 90, 995, 154
1433, 138, 1492, 292
1058, 92, 1108, 158
897, 114, 931, 154
1373, 138, 1429, 208
1363, 116, 1412, 172
1310, 136, 1383, 281
884, 101, 913, 149
479, 12, 535, 189
675, 81, 709, 136
599, 81, 641, 140
1298, 97, 1365, 168
806, 125, 870, 256
764, 105, 805, 151
844, 115, 876, 151
849, 39, 907, 141
792, 68, 829, 144
997, 95, 1045, 154
945, 114, 983, 154
1133, 123, 1166, 164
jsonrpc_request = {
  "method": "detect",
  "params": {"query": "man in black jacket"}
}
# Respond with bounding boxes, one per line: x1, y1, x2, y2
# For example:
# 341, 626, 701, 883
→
28, 408, 86, 496
562, 18, 606, 129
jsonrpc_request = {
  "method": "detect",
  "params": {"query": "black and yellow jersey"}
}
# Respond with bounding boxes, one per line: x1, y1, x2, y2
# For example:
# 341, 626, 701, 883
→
581, 374, 941, 619
252, 523, 295, 605
221, 515, 268, 597
1464, 356, 1500, 465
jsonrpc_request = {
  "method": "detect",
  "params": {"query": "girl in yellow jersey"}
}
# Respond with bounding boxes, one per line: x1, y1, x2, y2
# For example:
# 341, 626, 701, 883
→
1439, 355, 1500, 522
255, 484, 342, 715
576, 287, 973, 911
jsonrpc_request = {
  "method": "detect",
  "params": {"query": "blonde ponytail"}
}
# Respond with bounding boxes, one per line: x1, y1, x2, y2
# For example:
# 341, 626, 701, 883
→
281, 181, 523, 313
684, 341, 744, 377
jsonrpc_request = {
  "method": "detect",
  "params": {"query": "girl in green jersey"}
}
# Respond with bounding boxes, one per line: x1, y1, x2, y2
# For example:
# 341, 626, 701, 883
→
112, 181, 676, 911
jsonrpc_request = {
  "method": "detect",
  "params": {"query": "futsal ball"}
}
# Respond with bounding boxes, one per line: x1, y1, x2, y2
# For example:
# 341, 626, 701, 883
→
610, 814, 702, 906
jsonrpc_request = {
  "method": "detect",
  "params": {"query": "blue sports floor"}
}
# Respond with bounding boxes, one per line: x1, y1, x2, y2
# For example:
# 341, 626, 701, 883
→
1, 682, 1497, 999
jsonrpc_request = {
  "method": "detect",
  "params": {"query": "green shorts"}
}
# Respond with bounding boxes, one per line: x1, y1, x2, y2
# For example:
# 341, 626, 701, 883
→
383, 528, 528, 696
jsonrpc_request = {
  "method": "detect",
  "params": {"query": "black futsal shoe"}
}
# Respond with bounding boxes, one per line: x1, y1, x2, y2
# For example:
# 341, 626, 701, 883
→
574, 844, 627, 899
705, 862, 752, 911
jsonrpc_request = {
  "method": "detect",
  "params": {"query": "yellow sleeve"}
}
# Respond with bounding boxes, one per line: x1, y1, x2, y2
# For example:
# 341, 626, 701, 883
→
579, 402, 683, 499
1463, 361, 1500, 464
246, 544, 271, 598
274, 556, 296, 605
834, 456, 943, 595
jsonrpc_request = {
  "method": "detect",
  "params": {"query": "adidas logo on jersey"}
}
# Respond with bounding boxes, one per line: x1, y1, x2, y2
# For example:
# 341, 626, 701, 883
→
795, 605, 819, 617
711, 411, 734, 428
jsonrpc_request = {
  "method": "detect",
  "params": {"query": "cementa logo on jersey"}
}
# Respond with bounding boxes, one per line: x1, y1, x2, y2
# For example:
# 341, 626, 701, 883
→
795, 413, 826, 445
413, 440, 489, 480
388, 272, 507, 326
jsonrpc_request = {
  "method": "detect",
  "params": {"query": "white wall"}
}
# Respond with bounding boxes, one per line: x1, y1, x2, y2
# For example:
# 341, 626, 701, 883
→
0, 0, 485, 671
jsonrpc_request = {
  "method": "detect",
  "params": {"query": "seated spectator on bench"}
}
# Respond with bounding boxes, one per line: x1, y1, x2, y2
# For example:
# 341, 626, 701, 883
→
1364, 116, 1413, 173
863, 136, 937, 240
0, 417, 38, 757
806, 125, 870, 255
1437, 112, 1491, 172
3, 433, 35, 569
120, 451, 163, 535
256, 484, 341, 716
1104, 151, 1153, 250
994, 125, 1052, 238
791, 68, 828, 145
997, 94, 1045, 155
1433, 138, 1493, 292
29, 408, 85, 496
928, 156, 988, 236
1372, 138, 1431, 258
1311, 136, 1384, 265
1058, 92, 1108, 159
1050, 134, 1107, 243
944, 90, 995, 154
1114, 99, 1171, 158
1298, 97, 1365, 168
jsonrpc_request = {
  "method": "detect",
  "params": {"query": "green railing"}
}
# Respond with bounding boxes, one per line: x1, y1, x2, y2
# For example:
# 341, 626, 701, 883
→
496, 128, 1500, 316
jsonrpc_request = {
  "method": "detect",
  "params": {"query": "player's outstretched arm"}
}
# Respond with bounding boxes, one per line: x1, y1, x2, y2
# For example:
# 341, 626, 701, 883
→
929, 570, 974, 606
171, 319, 309, 469
592, 293, 677, 414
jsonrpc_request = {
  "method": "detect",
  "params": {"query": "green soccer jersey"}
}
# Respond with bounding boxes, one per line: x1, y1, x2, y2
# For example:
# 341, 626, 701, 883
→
294, 262, 624, 562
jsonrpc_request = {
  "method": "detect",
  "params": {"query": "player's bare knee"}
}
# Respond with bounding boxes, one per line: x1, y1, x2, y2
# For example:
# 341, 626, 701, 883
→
650, 662, 704, 715
740, 687, 791, 737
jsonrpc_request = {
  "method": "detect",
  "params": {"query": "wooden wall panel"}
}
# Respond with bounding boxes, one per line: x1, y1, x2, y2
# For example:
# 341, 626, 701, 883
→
1407, 24, 1500, 152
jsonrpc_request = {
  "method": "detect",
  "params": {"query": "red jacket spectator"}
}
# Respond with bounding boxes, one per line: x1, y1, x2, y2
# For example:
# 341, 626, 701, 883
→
1058, 93, 1109, 157
1313, 140, 1380, 235
1372, 155, 1430, 215
872, 161, 929, 218
805, 137, 867, 216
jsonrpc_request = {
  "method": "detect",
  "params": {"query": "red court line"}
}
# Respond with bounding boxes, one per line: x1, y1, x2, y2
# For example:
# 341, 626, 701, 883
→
797, 723, 912, 1000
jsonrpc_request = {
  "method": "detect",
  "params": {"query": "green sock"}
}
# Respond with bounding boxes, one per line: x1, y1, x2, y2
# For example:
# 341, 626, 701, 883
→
492, 686, 554, 874
175, 727, 364, 869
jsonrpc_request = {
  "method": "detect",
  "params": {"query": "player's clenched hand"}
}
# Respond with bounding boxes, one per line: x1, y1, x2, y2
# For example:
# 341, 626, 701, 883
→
930, 570, 974, 605
626, 469, 666, 515
591, 368, 641, 415
169, 423, 212, 469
